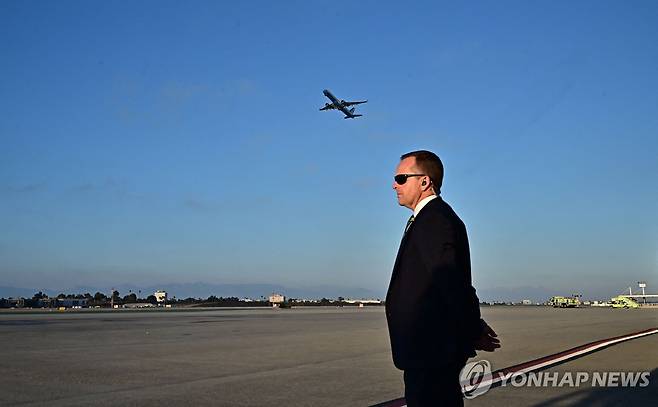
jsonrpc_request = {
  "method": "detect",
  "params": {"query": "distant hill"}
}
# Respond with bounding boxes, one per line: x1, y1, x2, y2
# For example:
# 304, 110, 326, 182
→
0, 286, 39, 299
477, 286, 563, 303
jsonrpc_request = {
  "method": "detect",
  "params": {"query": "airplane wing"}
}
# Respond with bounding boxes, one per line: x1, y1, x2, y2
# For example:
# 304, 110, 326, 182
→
341, 100, 368, 107
319, 103, 337, 111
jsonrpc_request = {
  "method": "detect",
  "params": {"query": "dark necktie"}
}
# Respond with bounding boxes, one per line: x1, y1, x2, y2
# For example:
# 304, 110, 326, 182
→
404, 215, 415, 235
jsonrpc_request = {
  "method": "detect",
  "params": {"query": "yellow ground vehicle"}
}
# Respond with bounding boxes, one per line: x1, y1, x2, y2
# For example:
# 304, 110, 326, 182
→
549, 296, 581, 308
610, 296, 640, 308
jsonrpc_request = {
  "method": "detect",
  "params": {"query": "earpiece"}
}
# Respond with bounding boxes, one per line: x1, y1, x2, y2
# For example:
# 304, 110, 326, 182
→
421, 180, 427, 186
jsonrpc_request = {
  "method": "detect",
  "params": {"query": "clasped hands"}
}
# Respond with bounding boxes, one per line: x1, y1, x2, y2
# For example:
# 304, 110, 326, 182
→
474, 321, 501, 352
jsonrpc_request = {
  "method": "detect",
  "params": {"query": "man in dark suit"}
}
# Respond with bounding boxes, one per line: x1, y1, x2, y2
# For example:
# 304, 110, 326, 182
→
386, 150, 500, 406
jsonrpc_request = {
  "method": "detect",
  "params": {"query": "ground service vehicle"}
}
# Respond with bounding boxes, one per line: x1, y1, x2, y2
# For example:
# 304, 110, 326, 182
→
549, 296, 581, 308
610, 296, 640, 308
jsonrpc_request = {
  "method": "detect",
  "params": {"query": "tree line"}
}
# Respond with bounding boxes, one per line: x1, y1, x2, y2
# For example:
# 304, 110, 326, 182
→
0, 292, 383, 308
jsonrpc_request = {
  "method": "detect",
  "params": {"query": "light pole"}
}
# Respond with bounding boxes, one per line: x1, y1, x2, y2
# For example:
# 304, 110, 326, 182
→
638, 282, 647, 304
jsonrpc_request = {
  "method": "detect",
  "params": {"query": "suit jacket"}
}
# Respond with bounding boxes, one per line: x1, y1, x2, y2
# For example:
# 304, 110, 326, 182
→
385, 196, 483, 370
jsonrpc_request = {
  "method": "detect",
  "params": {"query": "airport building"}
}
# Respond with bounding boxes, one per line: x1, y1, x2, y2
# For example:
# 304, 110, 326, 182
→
54, 298, 88, 308
4, 298, 25, 308
343, 299, 382, 305
123, 302, 155, 309
269, 294, 285, 304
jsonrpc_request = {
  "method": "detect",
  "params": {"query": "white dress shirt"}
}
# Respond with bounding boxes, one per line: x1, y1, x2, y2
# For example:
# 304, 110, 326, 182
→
413, 194, 437, 218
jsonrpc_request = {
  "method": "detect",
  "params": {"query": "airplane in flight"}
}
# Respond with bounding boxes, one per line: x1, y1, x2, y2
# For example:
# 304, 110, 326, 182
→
319, 89, 367, 119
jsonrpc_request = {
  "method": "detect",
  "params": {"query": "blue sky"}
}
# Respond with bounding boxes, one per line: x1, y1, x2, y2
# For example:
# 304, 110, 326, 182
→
1, 0, 657, 299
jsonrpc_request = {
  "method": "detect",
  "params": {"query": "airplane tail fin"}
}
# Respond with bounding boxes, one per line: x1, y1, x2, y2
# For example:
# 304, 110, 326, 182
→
344, 107, 363, 118
345, 107, 363, 119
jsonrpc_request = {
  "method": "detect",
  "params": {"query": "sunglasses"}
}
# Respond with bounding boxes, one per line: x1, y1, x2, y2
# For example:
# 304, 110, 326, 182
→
394, 173, 426, 185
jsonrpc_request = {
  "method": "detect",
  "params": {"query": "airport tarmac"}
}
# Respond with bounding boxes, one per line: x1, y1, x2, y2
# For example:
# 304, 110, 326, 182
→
0, 306, 656, 406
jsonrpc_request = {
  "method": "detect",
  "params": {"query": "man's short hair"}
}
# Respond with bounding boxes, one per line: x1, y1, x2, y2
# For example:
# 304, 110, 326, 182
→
400, 150, 444, 194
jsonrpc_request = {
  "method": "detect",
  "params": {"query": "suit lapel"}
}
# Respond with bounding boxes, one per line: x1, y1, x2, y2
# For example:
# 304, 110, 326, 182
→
389, 222, 413, 285
389, 198, 442, 285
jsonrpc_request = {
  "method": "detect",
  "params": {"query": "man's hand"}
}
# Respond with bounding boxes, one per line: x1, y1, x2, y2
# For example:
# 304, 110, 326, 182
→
474, 321, 501, 352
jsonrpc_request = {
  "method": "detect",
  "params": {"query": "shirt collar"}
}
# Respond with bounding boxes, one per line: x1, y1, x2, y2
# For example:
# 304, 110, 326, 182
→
413, 194, 437, 218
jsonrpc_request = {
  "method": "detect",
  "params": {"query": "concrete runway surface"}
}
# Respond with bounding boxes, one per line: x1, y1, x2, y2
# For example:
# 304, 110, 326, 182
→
1, 306, 656, 406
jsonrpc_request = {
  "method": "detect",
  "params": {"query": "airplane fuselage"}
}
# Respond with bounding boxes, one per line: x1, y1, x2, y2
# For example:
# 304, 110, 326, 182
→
323, 89, 341, 107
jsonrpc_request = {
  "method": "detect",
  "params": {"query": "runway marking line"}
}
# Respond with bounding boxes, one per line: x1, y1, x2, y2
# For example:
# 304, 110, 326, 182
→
370, 327, 658, 407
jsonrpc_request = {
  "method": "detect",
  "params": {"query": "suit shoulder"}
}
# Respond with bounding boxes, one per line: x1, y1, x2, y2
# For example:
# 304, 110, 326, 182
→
422, 198, 465, 227
411, 199, 466, 243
